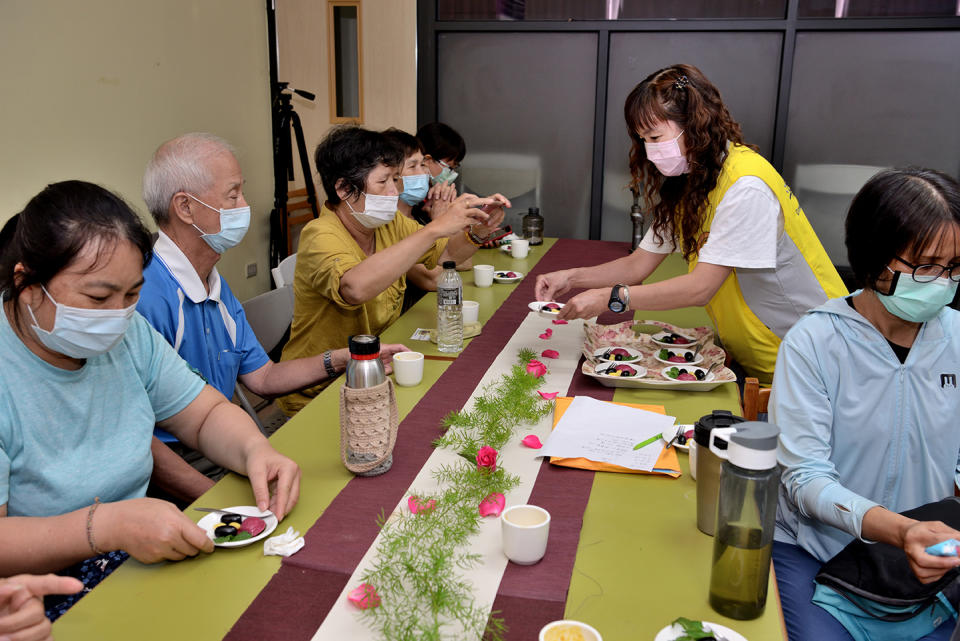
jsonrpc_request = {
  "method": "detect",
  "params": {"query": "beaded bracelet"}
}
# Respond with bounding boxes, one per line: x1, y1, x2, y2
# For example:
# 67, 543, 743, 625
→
86, 497, 105, 555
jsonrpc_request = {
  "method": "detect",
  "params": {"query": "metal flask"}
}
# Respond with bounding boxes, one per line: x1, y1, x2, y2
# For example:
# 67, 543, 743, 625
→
345, 335, 385, 389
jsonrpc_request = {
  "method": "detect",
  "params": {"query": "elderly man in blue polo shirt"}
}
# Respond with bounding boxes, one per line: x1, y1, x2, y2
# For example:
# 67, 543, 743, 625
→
138, 132, 406, 500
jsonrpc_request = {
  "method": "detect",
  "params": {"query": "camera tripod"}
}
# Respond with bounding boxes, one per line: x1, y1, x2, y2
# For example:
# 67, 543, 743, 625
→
269, 82, 319, 266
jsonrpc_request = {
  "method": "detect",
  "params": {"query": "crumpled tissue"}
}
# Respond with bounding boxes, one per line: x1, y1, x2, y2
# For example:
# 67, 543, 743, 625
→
263, 526, 305, 557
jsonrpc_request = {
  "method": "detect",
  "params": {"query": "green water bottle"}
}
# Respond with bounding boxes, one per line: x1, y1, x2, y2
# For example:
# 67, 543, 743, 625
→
708, 422, 781, 620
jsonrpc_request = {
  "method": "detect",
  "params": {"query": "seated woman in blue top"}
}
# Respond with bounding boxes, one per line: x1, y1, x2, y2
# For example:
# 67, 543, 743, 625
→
771, 168, 960, 641
0, 181, 301, 618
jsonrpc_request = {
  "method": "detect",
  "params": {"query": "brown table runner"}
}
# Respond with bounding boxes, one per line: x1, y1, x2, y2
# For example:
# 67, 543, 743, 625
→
225, 239, 632, 641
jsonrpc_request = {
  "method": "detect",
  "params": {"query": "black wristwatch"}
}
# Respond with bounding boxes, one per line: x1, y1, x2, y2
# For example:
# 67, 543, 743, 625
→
608, 284, 630, 313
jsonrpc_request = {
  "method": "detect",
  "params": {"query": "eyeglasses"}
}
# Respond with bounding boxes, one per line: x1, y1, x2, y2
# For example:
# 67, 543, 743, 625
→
893, 256, 960, 283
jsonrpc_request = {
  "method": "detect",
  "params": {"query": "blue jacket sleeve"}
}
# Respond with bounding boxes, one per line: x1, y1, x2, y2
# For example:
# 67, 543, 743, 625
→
771, 324, 880, 542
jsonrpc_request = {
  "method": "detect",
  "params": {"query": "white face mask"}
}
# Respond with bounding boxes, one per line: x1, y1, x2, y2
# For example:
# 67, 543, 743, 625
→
28, 286, 136, 359
346, 193, 399, 229
188, 194, 251, 254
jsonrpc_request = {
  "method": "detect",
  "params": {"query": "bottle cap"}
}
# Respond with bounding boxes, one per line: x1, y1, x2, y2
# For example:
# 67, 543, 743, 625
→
348, 334, 380, 357
527, 207, 540, 215
694, 409, 746, 447
442, 260, 456, 270
728, 422, 780, 470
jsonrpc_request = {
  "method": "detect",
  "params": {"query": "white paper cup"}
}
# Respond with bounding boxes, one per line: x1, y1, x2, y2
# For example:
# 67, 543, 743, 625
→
539, 620, 602, 641
511, 238, 530, 259
501, 504, 550, 565
473, 264, 494, 287
392, 351, 424, 387
462, 300, 479, 324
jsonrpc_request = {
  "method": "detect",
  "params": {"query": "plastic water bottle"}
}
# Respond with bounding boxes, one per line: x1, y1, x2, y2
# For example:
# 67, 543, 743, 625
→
437, 260, 463, 353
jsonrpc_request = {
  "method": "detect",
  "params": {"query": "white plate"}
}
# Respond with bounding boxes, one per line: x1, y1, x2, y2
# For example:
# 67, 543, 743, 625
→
654, 621, 747, 641
592, 346, 643, 364
500, 244, 512, 253
650, 330, 697, 348
494, 270, 523, 283
529, 301, 564, 317
592, 362, 647, 379
671, 424, 695, 453
654, 348, 704, 366
659, 365, 715, 383
197, 506, 278, 548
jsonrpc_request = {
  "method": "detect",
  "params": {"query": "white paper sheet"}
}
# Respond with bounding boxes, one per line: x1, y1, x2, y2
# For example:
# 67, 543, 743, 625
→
538, 396, 676, 471
311, 312, 587, 641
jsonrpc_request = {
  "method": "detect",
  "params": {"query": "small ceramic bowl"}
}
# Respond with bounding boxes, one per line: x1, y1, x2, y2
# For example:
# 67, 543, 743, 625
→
650, 330, 697, 348
659, 365, 714, 383
653, 348, 704, 366
539, 620, 603, 641
592, 346, 643, 363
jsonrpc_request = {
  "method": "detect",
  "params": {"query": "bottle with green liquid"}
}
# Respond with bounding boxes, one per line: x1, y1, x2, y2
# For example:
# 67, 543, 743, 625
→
707, 422, 781, 620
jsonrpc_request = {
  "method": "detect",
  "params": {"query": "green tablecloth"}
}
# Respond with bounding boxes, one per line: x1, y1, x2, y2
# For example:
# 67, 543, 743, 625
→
53, 240, 784, 640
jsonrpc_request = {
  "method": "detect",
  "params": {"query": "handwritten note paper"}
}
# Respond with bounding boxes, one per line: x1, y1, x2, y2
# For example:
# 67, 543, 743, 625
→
538, 396, 676, 471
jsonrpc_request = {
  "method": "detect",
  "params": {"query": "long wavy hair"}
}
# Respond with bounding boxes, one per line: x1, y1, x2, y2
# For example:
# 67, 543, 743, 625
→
625, 64, 755, 262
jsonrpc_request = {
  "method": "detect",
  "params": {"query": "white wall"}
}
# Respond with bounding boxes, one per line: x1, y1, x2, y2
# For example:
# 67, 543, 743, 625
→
0, 0, 274, 300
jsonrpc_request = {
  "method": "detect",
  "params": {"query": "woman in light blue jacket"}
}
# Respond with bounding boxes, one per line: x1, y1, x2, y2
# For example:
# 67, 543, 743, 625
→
771, 168, 960, 641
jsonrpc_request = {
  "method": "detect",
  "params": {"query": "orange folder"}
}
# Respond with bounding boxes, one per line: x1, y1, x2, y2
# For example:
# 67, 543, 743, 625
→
548, 396, 682, 478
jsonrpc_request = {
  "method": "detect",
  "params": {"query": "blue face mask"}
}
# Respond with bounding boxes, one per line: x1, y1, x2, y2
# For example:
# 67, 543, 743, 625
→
188, 194, 251, 254
876, 269, 958, 323
430, 160, 459, 186
400, 174, 430, 206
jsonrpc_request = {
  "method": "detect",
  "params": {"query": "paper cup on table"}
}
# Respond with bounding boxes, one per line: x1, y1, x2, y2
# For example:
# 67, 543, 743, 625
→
462, 300, 479, 324
511, 238, 530, 259
539, 620, 603, 641
501, 504, 550, 565
473, 264, 494, 287
392, 351, 424, 387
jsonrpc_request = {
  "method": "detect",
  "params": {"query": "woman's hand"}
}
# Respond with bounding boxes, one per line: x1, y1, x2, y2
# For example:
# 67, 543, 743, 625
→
472, 193, 511, 238
556, 287, 609, 320
535, 270, 575, 302
0, 574, 83, 641
901, 520, 960, 583
427, 182, 457, 204
242, 442, 301, 521
97, 498, 215, 564
426, 193, 495, 238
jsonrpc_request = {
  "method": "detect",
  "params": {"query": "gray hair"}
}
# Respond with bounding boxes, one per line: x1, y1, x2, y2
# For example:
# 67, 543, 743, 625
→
142, 132, 237, 226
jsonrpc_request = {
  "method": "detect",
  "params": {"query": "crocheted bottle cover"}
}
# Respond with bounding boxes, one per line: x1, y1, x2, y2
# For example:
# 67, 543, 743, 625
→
339, 378, 399, 476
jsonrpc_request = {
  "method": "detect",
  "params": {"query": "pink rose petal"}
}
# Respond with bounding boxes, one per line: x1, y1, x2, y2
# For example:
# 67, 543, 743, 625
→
552, 319, 568, 325
537, 390, 558, 400
541, 349, 559, 359
407, 495, 436, 515
526, 360, 547, 377
478, 492, 506, 518
348, 583, 381, 609
521, 435, 543, 449
545, 328, 553, 337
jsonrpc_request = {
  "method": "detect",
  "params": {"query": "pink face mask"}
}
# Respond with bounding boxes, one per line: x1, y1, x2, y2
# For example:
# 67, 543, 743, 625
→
644, 130, 689, 176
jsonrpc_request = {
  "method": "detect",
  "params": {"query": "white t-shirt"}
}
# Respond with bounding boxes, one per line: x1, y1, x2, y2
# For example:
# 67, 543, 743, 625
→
639, 175, 783, 269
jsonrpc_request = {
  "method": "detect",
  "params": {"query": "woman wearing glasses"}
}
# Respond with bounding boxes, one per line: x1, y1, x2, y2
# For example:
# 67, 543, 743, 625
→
771, 168, 960, 641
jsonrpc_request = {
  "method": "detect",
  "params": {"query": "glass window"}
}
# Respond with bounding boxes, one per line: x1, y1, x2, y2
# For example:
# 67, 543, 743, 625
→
600, 32, 783, 242
436, 32, 598, 239
799, 0, 959, 18
436, 0, 786, 21
783, 31, 960, 268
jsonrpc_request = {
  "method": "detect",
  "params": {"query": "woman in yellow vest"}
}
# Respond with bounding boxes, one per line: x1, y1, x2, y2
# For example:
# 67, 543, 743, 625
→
536, 64, 846, 385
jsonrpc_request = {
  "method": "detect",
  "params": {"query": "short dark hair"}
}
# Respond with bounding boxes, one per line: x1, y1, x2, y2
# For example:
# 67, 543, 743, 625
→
0, 180, 153, 329
381, 128, 423, 159
845, 168, 960, 289
314, 126, 404, 205
416, 122, 466, 164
